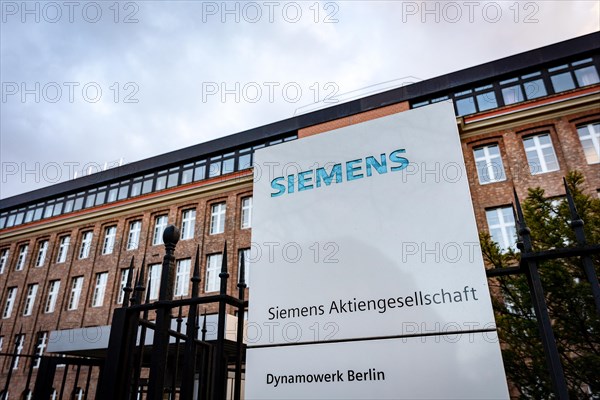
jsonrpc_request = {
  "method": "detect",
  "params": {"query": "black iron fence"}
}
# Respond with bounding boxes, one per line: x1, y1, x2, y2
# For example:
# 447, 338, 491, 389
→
486, 179, 600, 400
96, 225, 247, 400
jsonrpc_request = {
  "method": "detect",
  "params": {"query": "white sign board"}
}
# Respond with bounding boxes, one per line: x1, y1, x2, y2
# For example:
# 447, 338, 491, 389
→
246, 102, 508, 399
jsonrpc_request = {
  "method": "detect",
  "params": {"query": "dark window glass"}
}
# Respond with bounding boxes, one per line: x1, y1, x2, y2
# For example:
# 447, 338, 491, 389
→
95, 191, 106, 206
85, 194, 96, 208
476, 91, 497, 111
117, 185, 129, 200
238, 154, 252, 169
53, 203, 63, 216
574, 66, 600, 86
501, 85, 524, 105
208, 162, 221, 178
107, 188, 118, 203
181, 169, 193, 184
155, 176, 166, 191
73, 197, 84, 211
194, 165, 206, 181
455, 97, 476, 116
524, 79, 547, 99
142, 179, 153, 194
0, 216, 5, 229
167, 172, 179, 188
222, 158, 234, 174
551, 72, 576, 92
131, 182, 142, 197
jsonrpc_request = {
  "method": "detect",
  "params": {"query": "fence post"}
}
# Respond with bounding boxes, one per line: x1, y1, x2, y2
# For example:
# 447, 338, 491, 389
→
213, 242, 229, 400
513, 189, 569, 399
148, 225, 180, 400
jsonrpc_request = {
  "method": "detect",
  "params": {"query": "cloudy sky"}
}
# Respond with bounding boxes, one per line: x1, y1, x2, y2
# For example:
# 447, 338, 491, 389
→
1, 0, 598, 199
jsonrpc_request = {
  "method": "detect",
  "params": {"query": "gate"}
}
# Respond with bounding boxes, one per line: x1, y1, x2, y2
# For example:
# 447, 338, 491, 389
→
96, 225, 247, 400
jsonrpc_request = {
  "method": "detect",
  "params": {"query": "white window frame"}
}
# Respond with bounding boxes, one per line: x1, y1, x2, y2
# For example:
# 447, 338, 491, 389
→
153, 215, 168, 246
523, 134, 560, 174
68, 277, 84, 310
241, 197, 252, 229
79, 231, 93, 259
34, 331, 48, 368
210, 203, 226, 235
44, 280, 60, 313
92, 272, 108, 307
35, 240, 49, 267
117, 268, 130, 304
23, 283, 39, 316
486, 206, 517, 253
2, 287, 17, 318
127, 220, 142, 250
56, 236, 70, 263
180, 209, 196, 240
16, 244, 28, 271
0, 248, 9, 274
205, 254, 222, 292
238, 249, 250, 287
577, 122, 600, 164
148, 263, 162, 300
102, 226, 117, 255
13, 334, 25, 369
174, 259, 191, 296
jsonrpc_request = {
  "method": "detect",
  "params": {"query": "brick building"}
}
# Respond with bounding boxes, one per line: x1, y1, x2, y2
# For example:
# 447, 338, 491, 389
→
0, 32, 599, 398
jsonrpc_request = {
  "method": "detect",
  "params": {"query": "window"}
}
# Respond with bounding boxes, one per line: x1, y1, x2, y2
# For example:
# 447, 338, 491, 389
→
238, 249, 250, 287
16, 244, 28, 271
34, 331, 48, 368
127, 220, 142, 250
74, 388, 84, 400
2, 287, 17, 318
13, 334, 25, 369
35, 240, 49, 267
174, 259, 191, 296
92, 272, 108, 307
241, 197, 253, 229
473, 145, 506, 184
205, 254, 222, 292
210, 203, 226, 234
0, 335, 3, 351
486, 206, 517, 252
181, 209, 196, 240
523, 134, 560, 174
153, 215, 168, 246
23, 283, 39, 316
117, 268, 130, 304
577, 122, 600, 164
68, 277, 84, 310
0, 249, 9, 274
79, 231, 93, 259
56, 236, 70, 263
44, 280, 60, 313
148, 263, 162, 300
549, 59, 599, 93
102, 226, 117, 255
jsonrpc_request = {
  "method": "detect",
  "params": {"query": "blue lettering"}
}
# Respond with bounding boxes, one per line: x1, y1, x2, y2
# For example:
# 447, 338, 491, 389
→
346, 159, 364, 181
287, 175, 295, 194
270, 177, 286, 197
316, 164, 343, 187
390, 149, 409, 171
365, 154, 388, 176
298, 170, 314, 191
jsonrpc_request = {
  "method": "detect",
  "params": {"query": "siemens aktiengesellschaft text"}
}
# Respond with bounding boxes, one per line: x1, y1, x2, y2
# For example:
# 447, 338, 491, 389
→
267, 286, 480, 321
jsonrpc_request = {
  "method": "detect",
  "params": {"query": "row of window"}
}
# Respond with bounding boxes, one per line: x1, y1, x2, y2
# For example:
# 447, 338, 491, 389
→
0, 198, 252, 274
1, 249, 250, 320
0, 134, 293, 230
412, 57, 600, 116
473, 123, 599, 185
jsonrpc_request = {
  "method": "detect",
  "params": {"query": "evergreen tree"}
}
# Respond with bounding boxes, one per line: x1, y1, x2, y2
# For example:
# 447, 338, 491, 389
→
481, 171, 600, 399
